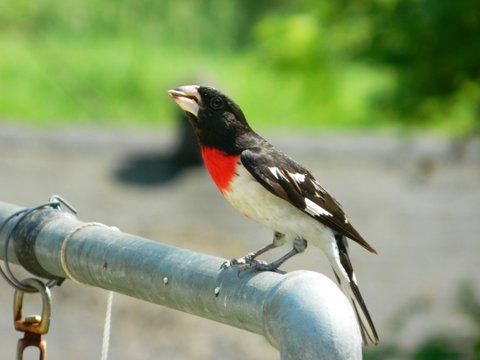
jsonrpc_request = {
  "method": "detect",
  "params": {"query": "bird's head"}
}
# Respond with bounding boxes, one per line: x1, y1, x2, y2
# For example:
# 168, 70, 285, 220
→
168, 85, 251, 150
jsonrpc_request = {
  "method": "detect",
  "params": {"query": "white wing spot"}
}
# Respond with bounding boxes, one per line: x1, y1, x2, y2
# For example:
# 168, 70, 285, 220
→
269, 167, 280, 179
269, 166, 289, 181
304, 198, 332, 217
290, 173, 306, 182
352, 273, 358, 285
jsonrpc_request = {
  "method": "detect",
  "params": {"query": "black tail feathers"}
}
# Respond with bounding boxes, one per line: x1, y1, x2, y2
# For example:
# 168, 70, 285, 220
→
333, 234, 379, 345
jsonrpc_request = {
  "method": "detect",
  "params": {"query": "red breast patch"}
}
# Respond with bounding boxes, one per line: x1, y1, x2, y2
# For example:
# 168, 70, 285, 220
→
201, 146, 239, 193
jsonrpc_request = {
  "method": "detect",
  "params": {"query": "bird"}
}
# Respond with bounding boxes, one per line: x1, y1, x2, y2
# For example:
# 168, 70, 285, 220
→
168, 85, 379, 345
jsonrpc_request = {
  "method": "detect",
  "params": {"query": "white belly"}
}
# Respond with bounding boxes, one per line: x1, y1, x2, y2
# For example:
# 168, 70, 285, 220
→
223, 165, 329, 243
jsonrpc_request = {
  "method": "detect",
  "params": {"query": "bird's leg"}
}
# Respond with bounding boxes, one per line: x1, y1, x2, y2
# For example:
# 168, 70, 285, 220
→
251, 237, 307, 273
221, 232, 285, 269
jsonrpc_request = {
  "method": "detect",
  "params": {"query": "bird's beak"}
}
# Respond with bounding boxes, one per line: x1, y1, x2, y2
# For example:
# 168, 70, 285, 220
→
168, 85, 202, 117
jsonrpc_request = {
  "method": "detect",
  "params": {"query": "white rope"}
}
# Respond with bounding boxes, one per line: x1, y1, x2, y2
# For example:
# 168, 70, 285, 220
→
60, 222, 119, 360
101, 290, 114, 360
60, 222, 111, 285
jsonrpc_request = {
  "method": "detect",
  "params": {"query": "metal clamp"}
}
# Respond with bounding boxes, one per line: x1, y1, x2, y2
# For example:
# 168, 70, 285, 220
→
1, 195, 76, 293
14, 278, 52, 360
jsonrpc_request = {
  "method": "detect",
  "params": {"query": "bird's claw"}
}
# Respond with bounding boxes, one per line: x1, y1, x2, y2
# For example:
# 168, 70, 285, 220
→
234, 259, 269, 276
221, 257, 286, 275
220, 260, 232, 270
236, 259, 286, 276
220, 254, 254, 270
247, 260, 286, 274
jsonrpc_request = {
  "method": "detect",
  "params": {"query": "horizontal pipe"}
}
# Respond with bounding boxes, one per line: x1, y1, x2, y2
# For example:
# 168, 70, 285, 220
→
0, 201, 362, 359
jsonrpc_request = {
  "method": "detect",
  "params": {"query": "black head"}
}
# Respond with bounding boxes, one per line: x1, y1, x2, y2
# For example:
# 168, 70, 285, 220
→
168, 85, 252, 152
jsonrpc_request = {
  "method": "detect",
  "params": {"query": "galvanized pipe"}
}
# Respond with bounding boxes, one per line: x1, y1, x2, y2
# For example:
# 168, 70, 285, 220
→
0, 201, 362, 359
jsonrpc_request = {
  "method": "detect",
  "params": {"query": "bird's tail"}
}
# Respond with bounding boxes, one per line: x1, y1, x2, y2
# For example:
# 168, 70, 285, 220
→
330, 234, 379, 346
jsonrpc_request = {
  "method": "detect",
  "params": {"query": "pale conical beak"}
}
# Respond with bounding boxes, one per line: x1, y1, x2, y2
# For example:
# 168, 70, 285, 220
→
168, 85, 201, 117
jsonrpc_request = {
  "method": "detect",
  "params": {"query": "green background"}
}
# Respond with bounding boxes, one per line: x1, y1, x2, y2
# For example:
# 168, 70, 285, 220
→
1, 0, 478, 135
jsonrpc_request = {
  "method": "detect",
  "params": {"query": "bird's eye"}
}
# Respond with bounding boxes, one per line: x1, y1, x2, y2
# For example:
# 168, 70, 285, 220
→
210, 96, 224, 110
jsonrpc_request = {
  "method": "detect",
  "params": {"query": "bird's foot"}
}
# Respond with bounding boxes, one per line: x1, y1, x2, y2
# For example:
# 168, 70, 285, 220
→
234, 259, 268, 276
236, 259, 286, 276
220, 254, 255, 270
221, 255, 286, 275
248, 260, 286, 274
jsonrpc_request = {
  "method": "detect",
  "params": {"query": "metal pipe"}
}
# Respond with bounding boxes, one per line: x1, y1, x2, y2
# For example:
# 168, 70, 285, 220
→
0, 201, 362, 359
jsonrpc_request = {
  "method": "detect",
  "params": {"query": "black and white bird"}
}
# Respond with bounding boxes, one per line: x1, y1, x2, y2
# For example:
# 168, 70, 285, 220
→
168, 85, 379, 345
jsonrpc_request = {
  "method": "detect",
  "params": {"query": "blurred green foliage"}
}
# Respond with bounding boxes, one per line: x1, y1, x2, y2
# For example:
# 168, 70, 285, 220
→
0, 0, 478, 134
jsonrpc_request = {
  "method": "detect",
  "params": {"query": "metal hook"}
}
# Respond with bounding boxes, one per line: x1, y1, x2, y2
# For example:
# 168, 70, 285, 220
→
14, 278, 52, 360
49, 195, 77, 215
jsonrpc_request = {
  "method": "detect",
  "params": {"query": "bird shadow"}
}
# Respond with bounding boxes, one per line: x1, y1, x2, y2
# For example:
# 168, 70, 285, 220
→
114, 112, 202, 187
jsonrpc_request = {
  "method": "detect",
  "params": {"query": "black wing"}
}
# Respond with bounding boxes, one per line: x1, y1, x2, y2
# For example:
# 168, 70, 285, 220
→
241, 147, 376, 253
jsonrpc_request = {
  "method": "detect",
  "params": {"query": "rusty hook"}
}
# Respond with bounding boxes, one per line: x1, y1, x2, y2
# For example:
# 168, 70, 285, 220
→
13, 278, 51, 360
